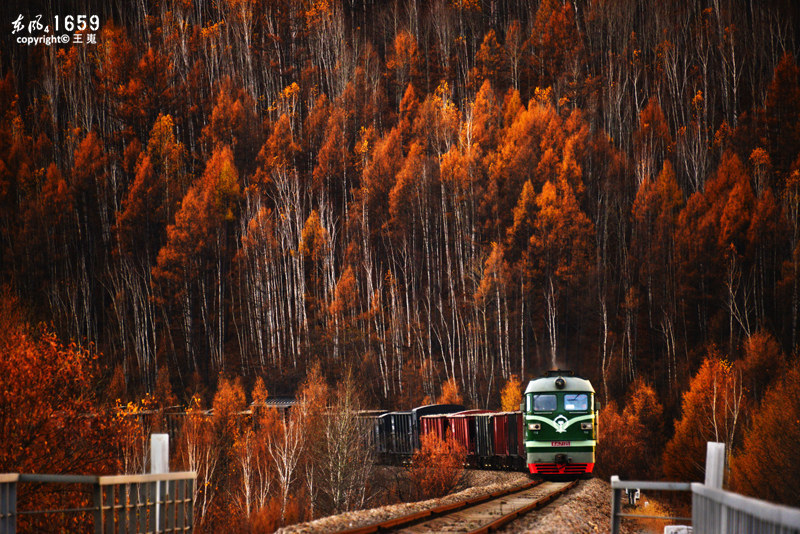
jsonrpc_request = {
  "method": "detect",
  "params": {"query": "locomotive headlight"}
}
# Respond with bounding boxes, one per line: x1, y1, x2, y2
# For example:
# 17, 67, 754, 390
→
528, 423, 541, 431
581, 422, 593, 431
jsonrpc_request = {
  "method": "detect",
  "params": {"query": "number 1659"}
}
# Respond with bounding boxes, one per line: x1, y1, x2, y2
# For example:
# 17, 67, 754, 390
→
54, 15, 100, 32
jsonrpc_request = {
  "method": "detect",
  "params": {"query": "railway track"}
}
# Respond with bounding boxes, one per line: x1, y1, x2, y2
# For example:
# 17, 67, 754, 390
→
339, 479, 578, 534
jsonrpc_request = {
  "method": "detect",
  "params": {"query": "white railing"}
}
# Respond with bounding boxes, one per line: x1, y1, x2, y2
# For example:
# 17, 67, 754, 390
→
611, 442, 800, 534
692, 483, 800, 534
611, 477, 800, 534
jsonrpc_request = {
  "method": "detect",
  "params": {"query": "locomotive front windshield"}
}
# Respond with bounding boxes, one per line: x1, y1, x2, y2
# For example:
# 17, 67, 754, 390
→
526, 392, 592, 412
564, 393, 589, 411
533, 394, 557, 411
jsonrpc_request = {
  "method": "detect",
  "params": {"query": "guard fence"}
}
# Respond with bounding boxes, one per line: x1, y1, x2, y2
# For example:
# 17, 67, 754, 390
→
611, 476, 800, 534
0, 471, 195, 534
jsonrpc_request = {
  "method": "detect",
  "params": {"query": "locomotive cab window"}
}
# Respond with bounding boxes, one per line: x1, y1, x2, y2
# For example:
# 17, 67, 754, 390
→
533, 394, 557, 411
564, 394, 588, 411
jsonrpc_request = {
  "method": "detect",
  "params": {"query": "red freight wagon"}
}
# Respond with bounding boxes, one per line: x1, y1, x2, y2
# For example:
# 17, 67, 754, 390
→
475, 412, 493, 464
420, 413, 450, 441
489, 411, 525, 470
492, 412, 510, 457
446, 410, 491, 456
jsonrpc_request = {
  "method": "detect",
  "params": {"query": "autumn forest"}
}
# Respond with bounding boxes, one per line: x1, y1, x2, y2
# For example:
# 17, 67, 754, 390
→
2, 0, 800, 527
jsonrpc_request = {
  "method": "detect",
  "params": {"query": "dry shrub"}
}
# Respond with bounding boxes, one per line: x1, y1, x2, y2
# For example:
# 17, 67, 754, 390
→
249, 497, 283, 533
407, 431, 466, 500
249, 493, 310, 533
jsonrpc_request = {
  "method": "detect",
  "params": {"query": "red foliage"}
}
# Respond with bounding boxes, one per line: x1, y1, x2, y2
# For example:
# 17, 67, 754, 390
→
595, 379, 664, 480
5, 5, 800, 516
0, 292, 121, 476
738, 330, 787, 406
663, 352, 744, 482
0, 292, 125, 530
437, 377, 463, 405
500, 374, 523, 412
408, 431, 466, 500
730, 362, 800, 506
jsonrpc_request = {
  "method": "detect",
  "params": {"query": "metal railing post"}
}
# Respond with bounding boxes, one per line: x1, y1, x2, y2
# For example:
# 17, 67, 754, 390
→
0, 474, 18, 534
610, 475, 621, 534
93, 481, 103, 534
186, 477, 194, 529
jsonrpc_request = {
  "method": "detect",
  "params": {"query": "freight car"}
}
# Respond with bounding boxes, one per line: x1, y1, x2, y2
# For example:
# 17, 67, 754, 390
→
373, 403, 465, 463
523, 370, 598, 476
418, 410, 526, 470
490, 411, 525, 470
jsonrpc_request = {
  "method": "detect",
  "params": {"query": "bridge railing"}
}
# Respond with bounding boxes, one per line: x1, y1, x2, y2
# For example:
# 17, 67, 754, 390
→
0, 471, 195, 534
692, 482, 800, 534
611, 477, 800, 534
611, 442, 800, 534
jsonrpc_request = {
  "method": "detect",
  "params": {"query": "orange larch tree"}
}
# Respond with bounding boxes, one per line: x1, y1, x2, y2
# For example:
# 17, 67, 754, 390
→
114, 114, 188, 388
597, 379, 664, 480
475, 242, 513, 379
153, 145, 240, 374
764, 52, 800, 177
386, 30, 422, 107
632, 99, 672, 186
472, 30, 507, 93
201, 80, 263, 176
737, 330, 786, 407
529, 178, 594, 368
675, 150, 755, 357
438, 377, 464, 406
630, 161, 683, 388
730, 361, 800, 506
204, 375, 248, 527
527, 0, 583, 99
328, 264, 359, 363
662, 351, 744, 482
500, 374, 522, 412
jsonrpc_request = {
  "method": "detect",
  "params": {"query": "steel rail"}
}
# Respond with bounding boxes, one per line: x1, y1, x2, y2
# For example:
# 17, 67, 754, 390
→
337, 478, 580, 533
466, 479, 578, 534
336, 480, 542, 534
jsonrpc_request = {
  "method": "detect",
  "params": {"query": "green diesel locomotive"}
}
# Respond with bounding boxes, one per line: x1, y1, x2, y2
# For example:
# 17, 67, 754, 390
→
523, 370, 598, 476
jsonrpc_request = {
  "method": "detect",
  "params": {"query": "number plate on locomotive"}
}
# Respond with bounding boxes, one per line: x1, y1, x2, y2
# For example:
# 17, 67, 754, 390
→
551, 441, 570, 447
